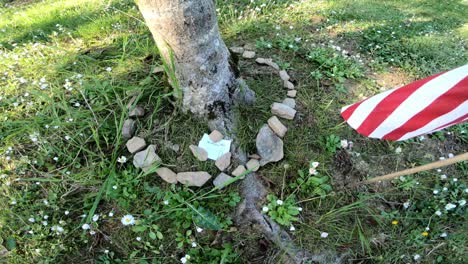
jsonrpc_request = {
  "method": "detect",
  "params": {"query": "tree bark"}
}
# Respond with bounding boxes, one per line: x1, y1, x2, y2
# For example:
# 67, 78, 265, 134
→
136, 0, 253, 121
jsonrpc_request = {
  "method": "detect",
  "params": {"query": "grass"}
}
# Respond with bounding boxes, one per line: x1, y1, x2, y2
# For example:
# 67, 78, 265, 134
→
1, 0, 467, 263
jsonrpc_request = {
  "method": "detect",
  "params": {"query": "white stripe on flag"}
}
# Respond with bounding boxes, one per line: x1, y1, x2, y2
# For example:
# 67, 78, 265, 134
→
397, 101, 468, 140
369, 64, 468, 138
341, 104, 352, 113
345, 87, 397, 129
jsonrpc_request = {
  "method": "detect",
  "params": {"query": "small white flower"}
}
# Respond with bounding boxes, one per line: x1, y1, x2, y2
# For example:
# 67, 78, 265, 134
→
65, 210, 70, 215
82, 224, 90, 230
465, 188, 468, 193
92, 214, 99, 222
425, 227, 430, 231
440, 232, 447, 238
53, 157, 59, 161
458, 199, 466, 207
308, 167, 318, 175
35, 249, 40, 253
436, 169, 441, 173
433, 190, 439, 195
440, 174, 447, 180
104, 249, 109, 254
43, 215, 49, 220
276, 199, 283, 205
28, 217, 35, 223
297, 207, 303, 212
403, 201, 410, 209
106, 67, 112, 72
452, 178, 458, 182
320, 232, 329, 238
445, 203, 456, 210
289, 25, 293, 29
443, 187, 448, 191
262, 206, 269, 212
395, 147, 402, 154
43, 200, 49, 205
112, 185, 118, 190
108, 212, 114, 217
413, 254, 421, 261
191, 241, 197, 247
311, 162, 319, 168
196, 227, 203, 233
340, 139, 348, 149
42, 221, 48, 226
65, 136, 71, 141
11, 200, 17, 205
289, 225, 295, 231
180, 257, 188, 264
117, 156, 127, 163
90, 230, 96, 235
435, 210, 442, 216
448, 153, 454, 158
121, 214, 136, 226
28, 230, 34, 234
439, 157, 445, 160
74, 102, 80, 107
136, 236, 141, 241
163, 200, 169, 205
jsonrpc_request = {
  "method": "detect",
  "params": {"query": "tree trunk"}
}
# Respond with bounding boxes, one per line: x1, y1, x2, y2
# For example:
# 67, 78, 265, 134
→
136, 0, 252, 121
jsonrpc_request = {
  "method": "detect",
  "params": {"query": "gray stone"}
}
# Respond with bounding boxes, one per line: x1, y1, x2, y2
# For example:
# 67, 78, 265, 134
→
283, 80, 294, 89
267, 61, 280, 71
287, 90, 297, 98
155, 167, 178, 184
209, 130, 224, 142
167, 142, 180, 152
246, 159, 260, 172
133, 145, 161, 171
243, 43, 255, 50
126, 136, 146, 153
249, 154, 261, 160
255, 58, 280, 70
256, 124, 284, 166
282, 98, 296, 109
267, 116, 287, 138
189, 145, 208, 161
122, 119, 136, 138
232, 165, 246, 177
177, 171, 212, 187
230, 46, 244, 54
129, 106, 145, 117
255, 57, 267, 64
271, 103, 296, 120
213, 173, 234, 189
279, 70, 290, 81
242, 50, 256, 59
215, 152, 231, 171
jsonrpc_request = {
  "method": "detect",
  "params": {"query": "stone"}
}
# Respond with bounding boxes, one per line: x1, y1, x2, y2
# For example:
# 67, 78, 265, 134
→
209, 130, 224, 142
215, 152, 231, 171
246, 159, 260, 172
255, 57, 267, 64
155, 167, 178, 184
129, 106, 145, 117
230, 46, 244, 54
231, 165, 246, 177
122, 119, 136, 138
166, 142, 180, 152
282, 98, 296, 109
283, 80, 294, 89
243, 43, 255, 50
287, 90, 297, 98
177, 171, 212, 187
248, 154, 261, 160
255, 58, 280, 70
213, 173, 234, 189
126, 136, 146, 153
133, 145, 161, 171
242, 50, 256, 59
267, 61, 280, 71
189, 145, 208, 161
256, 124, 284, 166
153, 66, 164, 73
126, 95, 138, 109
267, 116, 287, 137
271, 103, 296, 120
279, 70, 290, 81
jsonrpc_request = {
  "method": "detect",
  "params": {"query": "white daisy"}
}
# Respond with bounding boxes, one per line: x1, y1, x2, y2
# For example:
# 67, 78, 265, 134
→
82, 223, 90, 230
445, 203, 456, 210
121, 214, 136, 226
262, 206, 269, 213
276, 199, 283, 205
320, 232, 329, 238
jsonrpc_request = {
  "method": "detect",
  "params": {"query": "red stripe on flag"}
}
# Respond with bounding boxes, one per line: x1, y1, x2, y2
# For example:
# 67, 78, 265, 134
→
356, 72, 444, 136
382, 77, 468, 140
341, 99, 367, 120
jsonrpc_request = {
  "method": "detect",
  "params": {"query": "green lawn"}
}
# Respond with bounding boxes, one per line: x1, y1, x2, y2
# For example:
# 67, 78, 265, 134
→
1, 0, 467, 263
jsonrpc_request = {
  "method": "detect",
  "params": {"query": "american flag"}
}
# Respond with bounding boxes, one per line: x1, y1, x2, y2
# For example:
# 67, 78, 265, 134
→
341, 64, 468, 141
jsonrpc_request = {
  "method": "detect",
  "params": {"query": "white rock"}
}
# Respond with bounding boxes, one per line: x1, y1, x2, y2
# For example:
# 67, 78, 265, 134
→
267, 116, 287, 137
246, 159, 260, 172
133, 145, 161, 172
231, 165, 246, 177
126, 137, 146, 153
215, 152, 231, 171
129, 106, 145, 117
122, 119, 136, 138
230, 47, 244, 54
256, 124, 284, 166
155, 167, 178, 184
213, 173, 234, 189
287, 90, 297, 98
177, 171, 212, 187
189, 145, 208, 161
279, 70, 290, 81
283, 80, 294, 89
282, 98, 296, 109
209, 130, 224, 142
249, 154, 261, 160
271, 103, 296, 120
242, 50, 256, 59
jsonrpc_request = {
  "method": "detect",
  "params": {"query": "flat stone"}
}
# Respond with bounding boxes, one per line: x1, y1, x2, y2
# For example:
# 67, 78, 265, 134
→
287, 90, 297, 98
189, 145, 208, 161
231, 165, 246, 177
255, 57, 267, 64
129, 106, 145, 117
209, 130, 224, 142
133, 145, 161, 171
213, 173, 234, 189
215, 152, 231, 171
283, 80, 294, 89
248, 154, 261, 160
242, 50, 256, 59
282, 98, 296, 109
243, 43, 255, 50
271, 103, 296, 120
177, 171, 212, 187
255, 58, 280, 70
246, 159, 260, 172
155, 167, 178, 184
279, 70, 290, 81
122, 119, 136, 138
126, 136, 146, 153
153, 66, 164, 74
256, 124, 284, 166
267, 116, 287, 137
230, 46, 244, 54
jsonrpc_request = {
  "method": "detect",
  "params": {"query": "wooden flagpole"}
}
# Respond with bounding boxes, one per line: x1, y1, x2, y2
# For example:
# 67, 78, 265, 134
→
353, 152, 468, 186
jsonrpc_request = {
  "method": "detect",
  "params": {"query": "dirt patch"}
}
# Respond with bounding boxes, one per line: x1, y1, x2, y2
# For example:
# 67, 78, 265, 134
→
372, 67, 413, 90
